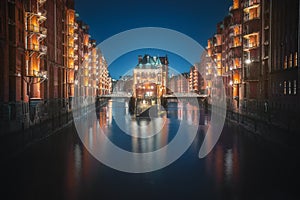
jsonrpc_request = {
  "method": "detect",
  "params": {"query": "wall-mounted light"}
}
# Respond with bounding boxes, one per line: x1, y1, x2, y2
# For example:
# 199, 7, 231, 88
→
30, 70, 48, 83
245, 59, 252, 64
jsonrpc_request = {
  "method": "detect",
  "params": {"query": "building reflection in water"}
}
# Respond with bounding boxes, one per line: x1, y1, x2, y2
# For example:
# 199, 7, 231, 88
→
204, 127, 241, 198
10, 93, 296, 200
71, 98, 240, 197
225, 149, 233, 183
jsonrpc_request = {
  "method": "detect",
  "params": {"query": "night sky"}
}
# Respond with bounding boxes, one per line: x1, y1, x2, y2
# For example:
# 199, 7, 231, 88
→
75, 0, 232, 79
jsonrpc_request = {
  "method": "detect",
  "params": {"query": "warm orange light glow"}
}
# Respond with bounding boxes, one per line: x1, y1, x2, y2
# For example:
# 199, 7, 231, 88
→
233, 72, 240, 84
245, 6, 260, 20
216, 35, 222, 46
67, 10, 75, 25
217, 69, 222, 76
84, 69, 89, 76
233, 37, 241, 47
84, 77, 89, 87
233, 85, 238, 97
233, 25, 241, 36
207, 39, 213, 48
233, 0, 239, 9
84, 35, 89, 46
68, 37, 74, 46
208, 49, 212, 57
68, 26, 74, 35
295, 52, 298, 67
233, 58, 241, 68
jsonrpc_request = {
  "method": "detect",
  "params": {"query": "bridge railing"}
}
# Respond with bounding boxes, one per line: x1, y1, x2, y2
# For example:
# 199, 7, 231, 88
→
100, 92, 132, 98
163, 93, 208, 98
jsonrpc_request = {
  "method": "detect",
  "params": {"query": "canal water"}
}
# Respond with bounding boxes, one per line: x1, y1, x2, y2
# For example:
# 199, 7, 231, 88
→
1, 100, 299, 200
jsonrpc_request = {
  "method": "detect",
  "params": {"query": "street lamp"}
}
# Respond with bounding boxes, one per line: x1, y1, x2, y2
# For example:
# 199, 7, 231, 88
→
24, 70, 48, 98
23, 70, 48, 121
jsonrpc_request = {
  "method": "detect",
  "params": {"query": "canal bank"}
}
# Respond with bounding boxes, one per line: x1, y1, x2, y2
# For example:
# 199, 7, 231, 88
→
0, 107, 74, 159
0, 98, 108, 159
225, 109, 299, 150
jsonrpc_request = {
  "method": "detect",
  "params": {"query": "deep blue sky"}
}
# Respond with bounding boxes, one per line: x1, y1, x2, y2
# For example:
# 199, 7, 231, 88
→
107, 49, 193, 79
75, 0, 232, 79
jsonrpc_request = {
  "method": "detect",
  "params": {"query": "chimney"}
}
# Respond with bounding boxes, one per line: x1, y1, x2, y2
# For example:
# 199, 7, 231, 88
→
138, 55, 142, 63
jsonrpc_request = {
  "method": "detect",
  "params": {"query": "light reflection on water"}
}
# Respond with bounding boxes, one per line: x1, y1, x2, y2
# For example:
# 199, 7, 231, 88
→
94, 99, 202, 153
3, 99, 299, 200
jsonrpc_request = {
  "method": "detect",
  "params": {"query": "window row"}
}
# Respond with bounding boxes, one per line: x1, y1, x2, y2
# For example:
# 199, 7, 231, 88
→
283, 80, 297, 95
136, 72, 158, 78
272, 80, 297, 95
284, 52, 298, 69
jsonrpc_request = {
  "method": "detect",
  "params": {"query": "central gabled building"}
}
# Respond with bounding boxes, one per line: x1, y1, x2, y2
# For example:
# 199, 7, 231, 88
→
133, 55, 168, 98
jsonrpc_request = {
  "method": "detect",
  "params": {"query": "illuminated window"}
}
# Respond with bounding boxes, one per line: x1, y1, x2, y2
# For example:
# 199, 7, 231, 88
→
289, 54, 293, 67
233, 0, 239, 9
247, 7, 260, 21
294, 80, 297, 95
288, 81, 292, 95
283, 81, 287, 95
284, 56, 287, 69
216, 35, 222, 46
295, 52, 298, 67
234, 37, 241, 47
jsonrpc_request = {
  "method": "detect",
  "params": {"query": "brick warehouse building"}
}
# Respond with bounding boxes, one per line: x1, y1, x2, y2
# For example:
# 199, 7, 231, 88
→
206, 0, 300, 123
169, 72, 189, 94
0, 0, 111, 137
269, 0, 299, 119
189, 65, 204, 94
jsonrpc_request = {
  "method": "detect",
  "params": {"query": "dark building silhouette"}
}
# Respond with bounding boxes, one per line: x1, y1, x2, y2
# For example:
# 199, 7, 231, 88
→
269, 0, 299, 115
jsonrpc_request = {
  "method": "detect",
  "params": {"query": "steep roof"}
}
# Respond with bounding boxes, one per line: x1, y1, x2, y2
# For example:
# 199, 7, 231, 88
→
136, 54, 168, 69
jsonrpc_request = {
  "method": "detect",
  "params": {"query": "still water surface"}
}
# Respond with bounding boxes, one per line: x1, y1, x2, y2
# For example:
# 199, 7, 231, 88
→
2, 100, 299, 200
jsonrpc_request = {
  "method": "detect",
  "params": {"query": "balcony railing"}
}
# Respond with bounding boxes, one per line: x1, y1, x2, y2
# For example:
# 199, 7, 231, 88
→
74, 33, 78, 40
27, 43, 39, 51
67, 42, 74, 48
244, 43, 259, 50
27, 24, 39, 33
244, 14, 260, 22
27, 25, 47, 40
68, 63, 74, 69
39, 45, 47, 54
244, 0, 260, 9
38, 27, 47, 41
27, 43, 47, 55
40, 26, 47, 35
37, 0, 47, 6
37, 10, 47, 22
